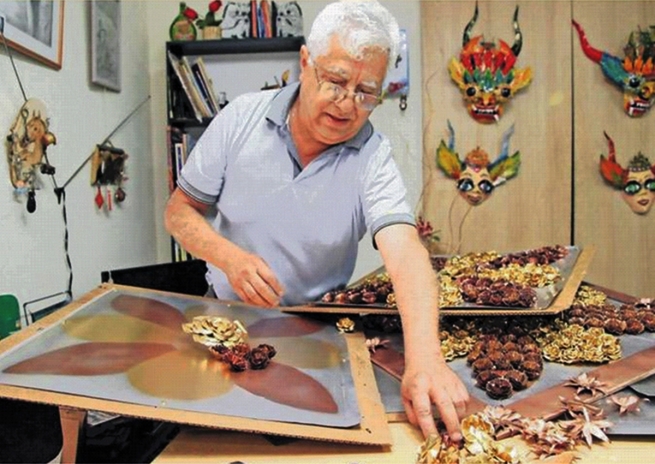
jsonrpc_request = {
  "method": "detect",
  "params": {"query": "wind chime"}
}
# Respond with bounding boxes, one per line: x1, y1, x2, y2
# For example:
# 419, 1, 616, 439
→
90, 143, 128, 211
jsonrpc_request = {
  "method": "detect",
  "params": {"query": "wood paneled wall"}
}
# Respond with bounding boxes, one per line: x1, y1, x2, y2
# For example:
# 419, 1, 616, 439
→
420, 1, 654, 297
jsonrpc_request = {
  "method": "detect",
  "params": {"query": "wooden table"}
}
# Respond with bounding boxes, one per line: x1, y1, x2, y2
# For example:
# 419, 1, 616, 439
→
153, 420, 655, 464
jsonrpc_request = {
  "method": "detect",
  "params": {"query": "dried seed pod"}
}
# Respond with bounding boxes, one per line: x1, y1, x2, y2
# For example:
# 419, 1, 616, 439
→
625, 318, 645, 335
486, 377, 514, 400
505, 370, 528, 391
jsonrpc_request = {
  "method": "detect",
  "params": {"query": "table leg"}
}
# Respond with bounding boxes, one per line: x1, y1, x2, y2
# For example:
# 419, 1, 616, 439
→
59, 406, 87, 464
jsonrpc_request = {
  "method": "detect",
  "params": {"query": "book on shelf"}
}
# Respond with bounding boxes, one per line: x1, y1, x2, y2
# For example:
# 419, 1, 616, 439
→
191, 60, 218, 115
180, 56, 213, 118
260, 0, 272, 38
195, 58, 220, 114
167, 50, 204, 122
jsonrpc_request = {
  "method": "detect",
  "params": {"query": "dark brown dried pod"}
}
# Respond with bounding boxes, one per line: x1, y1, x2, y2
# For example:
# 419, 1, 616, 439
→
642, 315, 655, 332
523, 352, 543, 365
516, 335, 535, 346
585, 316, 605, 328
361, 291, 378, 304
502, 342, 519, 353
472, 357, 494, 373
232, 343, 251, 358
348, 291, 363, 304
500, 333, 518, 344
603, 318, 627, 335
334, 292, 349, 304
248, 348, 271, 370
475, 370, 495, 388
486, 339, 504, 352
625, 318, 645, 335
321, 292, 335, 303
255, 343, 277, 359
521, 360, 542, 380
487, 350, 506, 365
486, 377, 514, 400
521, 343, 541, 355
505, 370, 529, 391
225, 352, 248, 372
467, 349, 484, 365
619, 308, 639, 320
568, 308, 586, 318
568, 317, 586, 326
505, 351, 524, 368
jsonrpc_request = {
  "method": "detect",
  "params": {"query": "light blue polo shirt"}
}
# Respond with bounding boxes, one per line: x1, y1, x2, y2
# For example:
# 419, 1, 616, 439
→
178, 82, 414, 305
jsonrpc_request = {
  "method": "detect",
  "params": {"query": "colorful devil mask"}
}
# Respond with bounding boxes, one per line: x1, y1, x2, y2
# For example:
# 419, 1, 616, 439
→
600, 132, 655, 214
437, 121, 521, 206
573, 21, 655, 117
448, 4, 532, 123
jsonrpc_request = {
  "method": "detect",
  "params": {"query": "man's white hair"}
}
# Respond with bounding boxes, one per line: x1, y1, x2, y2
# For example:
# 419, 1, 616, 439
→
306, 0, 400, 73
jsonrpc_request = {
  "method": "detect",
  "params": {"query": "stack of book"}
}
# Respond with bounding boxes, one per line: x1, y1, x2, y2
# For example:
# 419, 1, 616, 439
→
167, 51, 220, 122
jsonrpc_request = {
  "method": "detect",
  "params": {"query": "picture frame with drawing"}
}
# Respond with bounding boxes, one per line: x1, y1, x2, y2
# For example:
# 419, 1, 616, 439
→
91, 0, 121, 92
0, 1, 65, 70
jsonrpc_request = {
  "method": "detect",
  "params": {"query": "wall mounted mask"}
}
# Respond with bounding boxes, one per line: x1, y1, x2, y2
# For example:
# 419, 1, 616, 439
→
436, 121, 521, 206
600, 132, 655, 215
448, 4, 532, 124
573, 21, 655, 117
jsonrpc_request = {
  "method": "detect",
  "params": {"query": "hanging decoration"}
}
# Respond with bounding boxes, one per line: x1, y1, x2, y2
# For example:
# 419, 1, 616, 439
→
436, 120, 521, 206
5, 99, 57, 213
599, 132, 655, 215
382, 29, 409, 111
90, 144, 128, 211
448, 3, 532, 124
572, 21, 655, 118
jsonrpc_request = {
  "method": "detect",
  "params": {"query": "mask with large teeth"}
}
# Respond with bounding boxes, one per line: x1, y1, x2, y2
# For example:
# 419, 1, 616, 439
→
573, 20, 655, 118
449, 4, 532, 124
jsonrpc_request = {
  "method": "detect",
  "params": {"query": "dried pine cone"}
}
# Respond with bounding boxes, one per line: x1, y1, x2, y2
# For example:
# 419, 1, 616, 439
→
486, 377, 514, 400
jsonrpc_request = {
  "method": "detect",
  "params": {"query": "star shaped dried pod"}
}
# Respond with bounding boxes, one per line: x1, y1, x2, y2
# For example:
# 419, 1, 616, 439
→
564, 372, 608, 396
558, 407, 613, 448
558, 395, 603, 418
479, 406, 526, 439
606, 394, 650, 415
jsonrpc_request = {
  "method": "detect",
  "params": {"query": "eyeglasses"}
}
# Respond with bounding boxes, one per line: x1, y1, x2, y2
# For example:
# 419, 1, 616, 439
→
313, 66, 382, 112
457, 178, 495, 194
623, 178, 655, 195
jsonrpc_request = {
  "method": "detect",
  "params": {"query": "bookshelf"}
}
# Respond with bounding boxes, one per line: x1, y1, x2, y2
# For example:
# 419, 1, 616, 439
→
165, 36, 304, 261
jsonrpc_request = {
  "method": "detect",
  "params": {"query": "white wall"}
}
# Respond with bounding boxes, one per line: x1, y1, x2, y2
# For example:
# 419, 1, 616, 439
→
0, 0, 156, 317
146, 0, 423, 282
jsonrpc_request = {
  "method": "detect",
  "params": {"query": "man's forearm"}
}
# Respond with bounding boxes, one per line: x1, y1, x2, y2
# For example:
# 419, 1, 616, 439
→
164, 193, 241, 271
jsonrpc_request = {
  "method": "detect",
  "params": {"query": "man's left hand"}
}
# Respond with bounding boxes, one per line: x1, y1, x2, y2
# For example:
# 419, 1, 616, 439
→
401, 356, 469, 441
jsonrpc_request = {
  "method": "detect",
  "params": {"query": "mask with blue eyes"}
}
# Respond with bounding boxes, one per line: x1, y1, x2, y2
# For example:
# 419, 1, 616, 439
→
436, 121, 521, 206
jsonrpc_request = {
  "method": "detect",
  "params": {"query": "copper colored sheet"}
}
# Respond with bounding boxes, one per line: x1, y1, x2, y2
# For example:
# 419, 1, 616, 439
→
509, 345, 655, 420
0, 285, 391, 446
287, 245, 595, 317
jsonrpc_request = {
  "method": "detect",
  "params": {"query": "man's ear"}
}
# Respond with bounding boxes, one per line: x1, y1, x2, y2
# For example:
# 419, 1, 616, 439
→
299, 45, 310, 69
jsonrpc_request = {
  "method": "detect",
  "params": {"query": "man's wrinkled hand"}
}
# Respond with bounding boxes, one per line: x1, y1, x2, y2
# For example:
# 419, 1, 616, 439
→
224, 251, 284, 307
401, 360, 469, 441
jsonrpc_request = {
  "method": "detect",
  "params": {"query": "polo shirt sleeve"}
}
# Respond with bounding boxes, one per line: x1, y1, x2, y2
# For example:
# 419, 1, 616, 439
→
177, 100, 238, 205
361, 136, 416, 247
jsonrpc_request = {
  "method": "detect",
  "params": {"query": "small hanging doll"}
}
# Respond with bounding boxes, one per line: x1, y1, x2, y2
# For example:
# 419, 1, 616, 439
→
90, 144, 129, 211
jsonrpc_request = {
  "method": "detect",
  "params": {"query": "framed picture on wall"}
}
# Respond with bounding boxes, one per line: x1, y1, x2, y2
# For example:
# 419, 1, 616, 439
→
0, 0, 65, 70
91, 0, 121, 92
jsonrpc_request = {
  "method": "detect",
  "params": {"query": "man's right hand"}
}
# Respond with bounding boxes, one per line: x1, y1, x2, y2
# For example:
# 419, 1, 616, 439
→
224, 251, 285, 307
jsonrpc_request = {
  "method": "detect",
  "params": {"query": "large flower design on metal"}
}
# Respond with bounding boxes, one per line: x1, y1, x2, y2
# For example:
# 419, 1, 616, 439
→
3, 294, 340, 413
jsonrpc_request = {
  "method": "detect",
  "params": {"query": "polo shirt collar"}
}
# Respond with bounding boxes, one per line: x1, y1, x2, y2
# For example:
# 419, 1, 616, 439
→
266, 82, 374, 151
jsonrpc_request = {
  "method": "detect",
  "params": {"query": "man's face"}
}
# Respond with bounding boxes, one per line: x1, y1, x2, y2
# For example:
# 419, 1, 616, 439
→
297, 37, 387, 146
621, 170, 655, 214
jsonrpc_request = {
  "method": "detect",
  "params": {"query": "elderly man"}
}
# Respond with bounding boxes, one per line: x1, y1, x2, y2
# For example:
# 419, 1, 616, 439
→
164, 0, 469, 440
